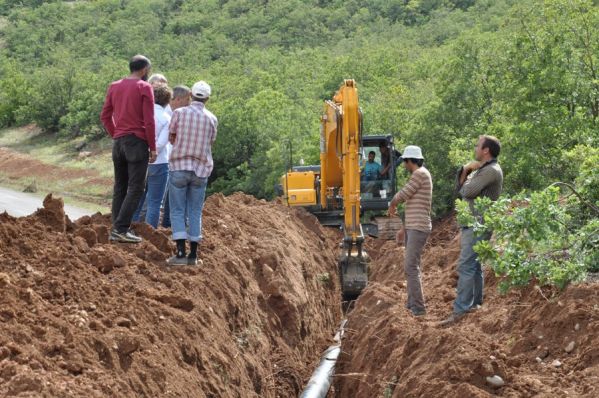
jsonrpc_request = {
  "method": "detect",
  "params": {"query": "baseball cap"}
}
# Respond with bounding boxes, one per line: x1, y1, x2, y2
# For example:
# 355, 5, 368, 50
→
191, 81, 211, 99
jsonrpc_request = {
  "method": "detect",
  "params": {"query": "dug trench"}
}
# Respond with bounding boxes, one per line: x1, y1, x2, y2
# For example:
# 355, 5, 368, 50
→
334, 217, 599, 397
0, 193, 341, 397
0, 193, 597, 397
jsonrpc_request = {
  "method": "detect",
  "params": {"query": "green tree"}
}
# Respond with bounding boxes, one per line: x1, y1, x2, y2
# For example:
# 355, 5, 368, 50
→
0, 59, 29, 127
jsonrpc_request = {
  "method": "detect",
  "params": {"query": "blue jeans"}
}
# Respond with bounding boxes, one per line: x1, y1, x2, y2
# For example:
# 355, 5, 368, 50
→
169, 170, 207, 242
453, 227, 491, 314
133, 163, 169, 228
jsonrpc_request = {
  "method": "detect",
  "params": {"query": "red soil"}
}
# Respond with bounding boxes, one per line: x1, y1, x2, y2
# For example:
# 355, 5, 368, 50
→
335, 217, 599, 397
0, 193, 342, 397
1, 192, 596, 397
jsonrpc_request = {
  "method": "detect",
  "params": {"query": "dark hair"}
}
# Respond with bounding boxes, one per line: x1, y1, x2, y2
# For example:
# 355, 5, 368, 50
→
129, 55, 151, 72
481, 135, 501, 158
153, 85, 172, 107
172, 85, 191, 99
191, 95, 208, 103
403, 158, 424, 167
368, 150, 376, 156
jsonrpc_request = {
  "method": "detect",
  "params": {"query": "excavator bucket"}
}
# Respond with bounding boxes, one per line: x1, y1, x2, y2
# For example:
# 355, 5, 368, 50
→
338, 250, 370, 300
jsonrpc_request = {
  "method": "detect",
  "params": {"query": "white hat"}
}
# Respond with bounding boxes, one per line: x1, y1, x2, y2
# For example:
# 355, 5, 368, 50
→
402, 145, 424, 160
191, 81, 211, 99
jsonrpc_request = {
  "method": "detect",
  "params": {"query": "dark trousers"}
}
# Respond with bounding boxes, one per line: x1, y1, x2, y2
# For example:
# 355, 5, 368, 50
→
161, 186, 171, 228
111, 135, 149, 233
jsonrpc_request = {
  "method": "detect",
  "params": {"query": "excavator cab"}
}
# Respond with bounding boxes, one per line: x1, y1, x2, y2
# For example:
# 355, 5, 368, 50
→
360, 135, 403, 239
359, 135, 400, 209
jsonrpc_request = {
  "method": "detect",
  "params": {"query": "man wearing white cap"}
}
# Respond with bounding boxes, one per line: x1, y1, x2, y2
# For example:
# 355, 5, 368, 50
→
166, 80, 217, 266
388, 145, 432, 316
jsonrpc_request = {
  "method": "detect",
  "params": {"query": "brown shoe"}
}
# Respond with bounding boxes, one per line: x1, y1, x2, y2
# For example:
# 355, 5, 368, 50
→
439, 312, 466, 327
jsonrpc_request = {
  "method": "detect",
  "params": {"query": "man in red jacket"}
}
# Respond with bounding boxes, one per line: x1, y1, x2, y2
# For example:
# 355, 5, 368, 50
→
100, 55, 157, 243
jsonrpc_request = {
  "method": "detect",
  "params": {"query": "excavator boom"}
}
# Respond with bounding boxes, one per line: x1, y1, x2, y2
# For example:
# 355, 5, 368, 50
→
321, 80, 369, 298
281, 79, 373, 299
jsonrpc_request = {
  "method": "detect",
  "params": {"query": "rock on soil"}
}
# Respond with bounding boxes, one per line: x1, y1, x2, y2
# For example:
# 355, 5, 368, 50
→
0, 192, 342, 397
485, 375, 505, 388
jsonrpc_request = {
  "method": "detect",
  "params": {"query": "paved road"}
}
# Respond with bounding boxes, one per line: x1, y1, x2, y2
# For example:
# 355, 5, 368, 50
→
0, 187, 96, 220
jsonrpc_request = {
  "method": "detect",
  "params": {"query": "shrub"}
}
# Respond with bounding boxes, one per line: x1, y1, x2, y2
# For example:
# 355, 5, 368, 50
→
457, 184, 597, 293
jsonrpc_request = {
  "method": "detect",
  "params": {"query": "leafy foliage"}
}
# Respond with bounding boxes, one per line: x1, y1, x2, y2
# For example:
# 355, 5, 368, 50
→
0, 59, 29, 127
0, 0, 597, 216
457, 184, 598, 293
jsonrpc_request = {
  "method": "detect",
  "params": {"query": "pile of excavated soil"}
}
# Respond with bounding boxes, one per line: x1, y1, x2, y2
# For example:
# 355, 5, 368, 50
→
0, 193, 342, 397
335, 218, 599, 397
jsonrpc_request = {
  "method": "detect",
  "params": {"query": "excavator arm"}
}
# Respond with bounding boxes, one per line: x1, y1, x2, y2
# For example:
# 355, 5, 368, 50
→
281, 79, 370, 299
321, 80, 369, 298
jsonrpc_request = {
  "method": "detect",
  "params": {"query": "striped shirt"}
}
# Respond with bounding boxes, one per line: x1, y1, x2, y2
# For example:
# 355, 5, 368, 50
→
393, 166, 432, 232
457, 159, 503, 225
169, 102, 218, 178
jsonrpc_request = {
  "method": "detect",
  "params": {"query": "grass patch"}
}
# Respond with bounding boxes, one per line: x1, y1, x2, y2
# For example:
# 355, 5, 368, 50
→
0, 126, 113, 178
0, 126, 113, 211
0, 172, 108, 213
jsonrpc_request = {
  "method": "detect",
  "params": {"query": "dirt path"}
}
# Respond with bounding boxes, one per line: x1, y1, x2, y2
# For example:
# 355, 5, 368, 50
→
0, 186, 94, 218
334, 218, 599, 397
0, 146, 112, 206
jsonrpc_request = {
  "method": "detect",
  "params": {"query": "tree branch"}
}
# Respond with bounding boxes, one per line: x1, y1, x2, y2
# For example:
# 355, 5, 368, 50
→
548, 182, 599, 214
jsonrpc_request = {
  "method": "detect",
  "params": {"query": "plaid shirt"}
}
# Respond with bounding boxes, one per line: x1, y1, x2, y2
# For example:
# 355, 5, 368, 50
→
169, 102, 218, 178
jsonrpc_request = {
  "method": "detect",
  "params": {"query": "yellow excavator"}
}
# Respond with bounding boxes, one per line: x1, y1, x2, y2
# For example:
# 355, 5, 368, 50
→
280, 80, 402, 298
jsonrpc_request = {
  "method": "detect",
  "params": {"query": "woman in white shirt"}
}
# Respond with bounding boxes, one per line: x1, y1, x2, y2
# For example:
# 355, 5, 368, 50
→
133, 85, 172, 228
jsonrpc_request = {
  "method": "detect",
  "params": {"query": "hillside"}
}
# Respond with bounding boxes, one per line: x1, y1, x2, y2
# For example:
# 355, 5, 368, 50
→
0, 0, 597, 396
0, 0, 596, 214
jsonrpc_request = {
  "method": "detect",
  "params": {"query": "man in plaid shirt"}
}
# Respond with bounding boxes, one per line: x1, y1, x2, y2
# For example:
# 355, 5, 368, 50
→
166, 80, 217, 266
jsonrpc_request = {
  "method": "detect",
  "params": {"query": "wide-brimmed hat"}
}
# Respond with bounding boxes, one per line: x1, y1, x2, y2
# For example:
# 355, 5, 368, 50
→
402, 145, 424, 160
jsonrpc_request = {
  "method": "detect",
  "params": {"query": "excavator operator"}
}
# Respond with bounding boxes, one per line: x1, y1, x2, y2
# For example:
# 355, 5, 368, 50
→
361, 151, 382, 196
361, 151, 382, 181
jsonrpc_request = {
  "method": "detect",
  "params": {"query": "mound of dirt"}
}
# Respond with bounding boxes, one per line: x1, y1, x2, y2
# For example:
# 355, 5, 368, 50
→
335, 218, 599, 397
0, 193, 342, 397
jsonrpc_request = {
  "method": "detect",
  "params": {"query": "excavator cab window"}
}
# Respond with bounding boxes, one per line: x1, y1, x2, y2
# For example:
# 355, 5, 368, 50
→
360, 145, 388, 199
359, 137, 400, 203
